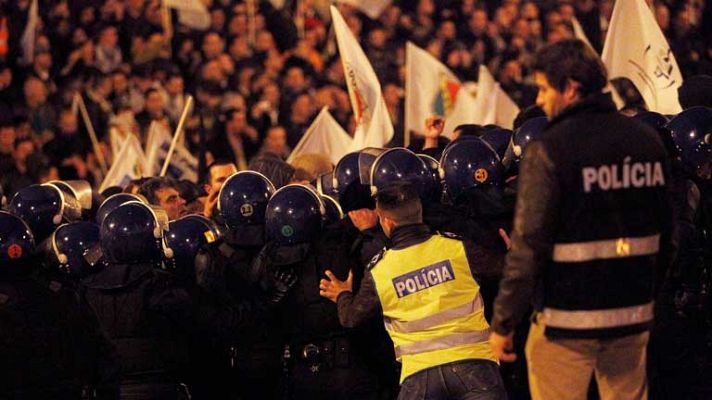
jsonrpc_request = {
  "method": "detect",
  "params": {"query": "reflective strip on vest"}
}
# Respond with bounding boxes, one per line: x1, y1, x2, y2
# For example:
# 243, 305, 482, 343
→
394, 329, 491, 358
384, 295, 484, 334
552, 234, 660, 263
543, 302, 654, 330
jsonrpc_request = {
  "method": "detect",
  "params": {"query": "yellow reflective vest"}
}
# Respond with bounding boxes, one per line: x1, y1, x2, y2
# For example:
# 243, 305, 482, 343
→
370, 234, 496, 382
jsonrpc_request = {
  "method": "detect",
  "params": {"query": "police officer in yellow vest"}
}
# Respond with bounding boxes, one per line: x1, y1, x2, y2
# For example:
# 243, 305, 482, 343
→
320, 182, 507, 400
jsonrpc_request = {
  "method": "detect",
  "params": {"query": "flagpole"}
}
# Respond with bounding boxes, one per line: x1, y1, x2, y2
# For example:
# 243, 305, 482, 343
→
160, 95, 194, 177
404, 44, 412, 148
76, 94, 109, 174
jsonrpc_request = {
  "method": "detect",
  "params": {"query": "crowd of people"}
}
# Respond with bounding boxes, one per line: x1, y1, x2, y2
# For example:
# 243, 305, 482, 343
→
0, 0, 711, 197
2, 0, 712, 399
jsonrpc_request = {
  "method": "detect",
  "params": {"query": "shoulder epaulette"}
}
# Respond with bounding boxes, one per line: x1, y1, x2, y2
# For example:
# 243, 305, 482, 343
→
366, 247, 387, 271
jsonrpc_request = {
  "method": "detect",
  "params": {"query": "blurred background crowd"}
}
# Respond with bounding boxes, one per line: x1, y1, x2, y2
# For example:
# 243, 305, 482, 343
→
0, 0, 711, 196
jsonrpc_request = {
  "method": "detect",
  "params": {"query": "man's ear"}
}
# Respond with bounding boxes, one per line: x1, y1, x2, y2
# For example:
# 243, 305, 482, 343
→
564, 79, 582, 103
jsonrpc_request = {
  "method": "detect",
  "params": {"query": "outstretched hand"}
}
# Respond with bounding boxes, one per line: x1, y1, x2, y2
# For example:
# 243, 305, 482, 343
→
319, 270, 353, 303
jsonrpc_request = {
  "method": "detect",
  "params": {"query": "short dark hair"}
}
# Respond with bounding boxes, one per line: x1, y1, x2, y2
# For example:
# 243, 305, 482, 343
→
204, 159, 236, 185
532, 39, 607, 97
139, 177, 178, 205
375, 182, 423, 225
453, 124, 485, 137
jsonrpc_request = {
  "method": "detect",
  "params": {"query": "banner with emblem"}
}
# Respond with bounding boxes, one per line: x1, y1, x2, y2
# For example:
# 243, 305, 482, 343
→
99, 135, 147, 192
287, 107, 353, 165
601, 0, 683, 114
405, 42, 480, 139
145, 122, 198, 182
331, 5, 394, 150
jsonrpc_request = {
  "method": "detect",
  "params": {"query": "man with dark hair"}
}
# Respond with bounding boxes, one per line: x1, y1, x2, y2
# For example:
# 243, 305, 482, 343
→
139, 177, 187, 220
490, 39, 673, 400
320, 182, 506, 400
202, 159, 237, 218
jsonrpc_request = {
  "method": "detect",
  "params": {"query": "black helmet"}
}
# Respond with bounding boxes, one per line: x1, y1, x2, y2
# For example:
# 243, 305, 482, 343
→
321, 195, 344, 225
417, 154, 443, 200
95, 193, 146, 226
266, 184, 324, 246
166, 215, 222, 278
45, 221, 100, 277
633, 111, 670, 130
49, 180, 94, 216
316, 172, 339, 198
0, 211, 35, 263
218, 171, 276, 230
333, 152, 374, 212
9, 183, 83, 241
369, 148, 435, 199
502, 116, 548, 168
439, 137, 504, 201
666, 107, 712, 178
100, 201, 173, 264
481, 127, 513, 159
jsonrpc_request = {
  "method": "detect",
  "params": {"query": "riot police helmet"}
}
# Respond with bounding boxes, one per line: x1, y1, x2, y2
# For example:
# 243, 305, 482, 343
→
265, 184, 325, 246
369, 148, 436, 199
9, 183, 83, 241
666, 106, 712, 178
502, 116, 548, 168
45, 221, 100, 277
166, 215, 222, 277
0, 211, 35, 264
100, 201, 173, 264
95, 193, 146, 226
439, 136, 505, 201
218, 170, 276, 230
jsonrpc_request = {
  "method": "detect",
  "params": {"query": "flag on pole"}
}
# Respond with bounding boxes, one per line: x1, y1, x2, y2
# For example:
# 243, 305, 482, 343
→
601, 0, 682, 114
494, 83, 520, 129
164, 0, 211, 31
20, 0, 38, 65
99, 135, 147, 192
571, 17, 593, 49
145, 122, 198, 182
333, 0, 391, 20
405, 42, 480, 139
469, 66, 520, 129
330, 5, 393, 150
287, 107, 353, 165
109, 127, 128, 159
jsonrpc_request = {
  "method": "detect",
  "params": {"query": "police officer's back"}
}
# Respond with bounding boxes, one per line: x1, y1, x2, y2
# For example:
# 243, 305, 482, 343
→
81, 201, 193, 399
490, 39, 673, 400
0, 211, 119, 399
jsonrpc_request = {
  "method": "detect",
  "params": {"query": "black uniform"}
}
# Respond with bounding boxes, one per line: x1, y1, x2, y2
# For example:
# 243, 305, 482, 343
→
254, 223, 383, 400
492, 92, 674, 339
0, 257, 119, 399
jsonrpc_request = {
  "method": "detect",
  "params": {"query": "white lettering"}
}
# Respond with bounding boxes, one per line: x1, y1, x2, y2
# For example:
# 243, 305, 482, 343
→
582, 167, 597, 193
414, 275, 426, 290
427, 270, 438, 285
622, 157, 631, 188
645, 162, 652, 186
598, 166, 612, 190
441, 266, 453, 281
405, 280, 417, 294
395, 281, 406, 297
611, 165, 623, 189
652, 162, 665, 186
631, 163, 645, 187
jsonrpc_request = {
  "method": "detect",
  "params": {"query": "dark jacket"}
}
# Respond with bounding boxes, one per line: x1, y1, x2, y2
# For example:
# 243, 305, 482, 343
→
492, 93, 674, 339
0, 261, 119, 399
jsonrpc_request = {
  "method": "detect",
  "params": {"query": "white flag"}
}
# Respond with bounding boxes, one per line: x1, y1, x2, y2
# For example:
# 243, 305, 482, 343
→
601, 0, 682, 114
99, 135, 147, 192
164, 0, 210, 30
331, 5, 393, 150
109, 127, 128, 158
473, 66, 520, 129
145, 122, 198, 182
334, 0, 391, 20
405, 42, 479, 139
571, 17, 593, 49
287, 107, 353, 165
20, 0, 38, 65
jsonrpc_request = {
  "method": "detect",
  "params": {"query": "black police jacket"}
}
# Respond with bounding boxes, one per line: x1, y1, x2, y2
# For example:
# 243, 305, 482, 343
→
0, 262, 119, 399
492, 93, 675, 339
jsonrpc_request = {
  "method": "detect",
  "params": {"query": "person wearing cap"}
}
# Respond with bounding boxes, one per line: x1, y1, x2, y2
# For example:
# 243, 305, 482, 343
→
320, 182, 506, 400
